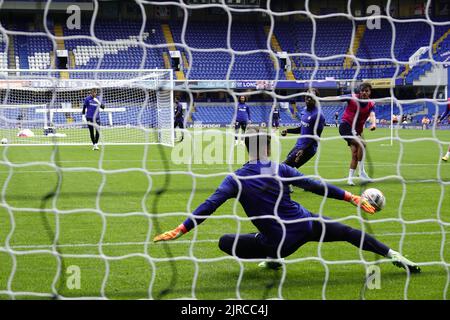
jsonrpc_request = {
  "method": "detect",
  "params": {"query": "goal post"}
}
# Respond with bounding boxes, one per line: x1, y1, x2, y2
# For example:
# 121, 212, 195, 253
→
0, 69, 174, 146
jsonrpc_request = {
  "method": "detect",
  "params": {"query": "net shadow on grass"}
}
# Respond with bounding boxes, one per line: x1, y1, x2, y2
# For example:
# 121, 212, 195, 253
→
38, 143, 67, 299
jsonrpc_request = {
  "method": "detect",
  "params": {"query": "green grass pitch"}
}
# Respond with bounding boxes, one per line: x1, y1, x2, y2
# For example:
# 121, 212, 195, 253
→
0, 127, 449, 300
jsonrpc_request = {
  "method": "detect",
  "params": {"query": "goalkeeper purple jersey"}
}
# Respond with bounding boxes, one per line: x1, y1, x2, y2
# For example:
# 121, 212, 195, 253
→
83, 95, 102, 119
182, 161, 346, 246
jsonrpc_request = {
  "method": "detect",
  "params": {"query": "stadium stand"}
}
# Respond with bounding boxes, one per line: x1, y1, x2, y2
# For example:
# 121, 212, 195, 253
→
170, 21, 282, 80
4, 18, 448, 82
405, 22, 450, 84
62, 21, 166, 76
1, 18, 448, 126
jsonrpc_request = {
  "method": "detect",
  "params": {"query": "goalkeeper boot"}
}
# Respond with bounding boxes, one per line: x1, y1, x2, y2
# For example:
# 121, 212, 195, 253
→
93, 144, 99, 151
442, 155, 448, 161
390, 252, 421, 274
258, 259, 284, 270
347, 178, 355, 186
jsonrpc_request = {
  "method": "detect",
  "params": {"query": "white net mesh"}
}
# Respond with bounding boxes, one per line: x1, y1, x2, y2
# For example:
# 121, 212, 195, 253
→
0, 0, 449, 302
0, 70, 174, 146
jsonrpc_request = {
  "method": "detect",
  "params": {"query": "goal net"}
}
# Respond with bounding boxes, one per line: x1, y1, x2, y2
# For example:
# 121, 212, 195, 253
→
1, 1, 449, 303
0, 70, 174, 146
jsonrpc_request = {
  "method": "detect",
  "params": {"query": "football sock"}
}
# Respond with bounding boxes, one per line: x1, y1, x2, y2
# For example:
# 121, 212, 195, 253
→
358, 161, 366, 175
349, 169, 355, 178
387, 249, 397, 258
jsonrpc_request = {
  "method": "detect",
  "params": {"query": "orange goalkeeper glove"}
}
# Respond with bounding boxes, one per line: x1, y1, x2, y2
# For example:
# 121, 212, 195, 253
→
153, 224, 187, 242
344, 192, 376, 214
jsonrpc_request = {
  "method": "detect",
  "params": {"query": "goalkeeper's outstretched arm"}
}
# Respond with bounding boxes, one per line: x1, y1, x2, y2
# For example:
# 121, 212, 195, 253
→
281, 127, 301, 135
281, 164, 376, 213
153, 176, 238, 242
369, 111, 376, 131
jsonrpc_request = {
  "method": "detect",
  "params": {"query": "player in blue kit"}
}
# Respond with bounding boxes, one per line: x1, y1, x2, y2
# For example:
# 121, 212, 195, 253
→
82, 89, 105, 150
154, 128, 420, 273
174, 96, 184, 142
281, 88, 325, 168
235, 95, 251, 146
272, 104, 280, 131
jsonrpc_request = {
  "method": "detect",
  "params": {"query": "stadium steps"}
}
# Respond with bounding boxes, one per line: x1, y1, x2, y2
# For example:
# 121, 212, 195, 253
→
290, 101, 298, 119
54, 23, 69, 79
344, 24, 365, 69
161, 24, 176, 51
163, 52, 171, 69
409, 29, 450, 82
433, 28, 450, 53
8, 35, 15, 69
265, 25, 296, 80
161, 24, 185, 80
264, 26, 295, 80
175, 71, 185, 81
182, 51, 189, 69
69, 51, 75, 69
400, 64, 411, 79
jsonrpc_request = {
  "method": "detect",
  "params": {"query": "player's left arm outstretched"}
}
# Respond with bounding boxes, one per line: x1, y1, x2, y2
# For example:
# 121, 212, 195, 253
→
154, 176, 238, 242
281, 123, 316, 152
369, 110, 376, 131
281, 165, 377, 214
281, 126, 300, 137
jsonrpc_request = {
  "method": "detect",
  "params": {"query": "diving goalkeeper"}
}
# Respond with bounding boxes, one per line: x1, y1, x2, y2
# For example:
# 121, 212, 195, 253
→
154, 128, 420, 273
82, 88, 105, 150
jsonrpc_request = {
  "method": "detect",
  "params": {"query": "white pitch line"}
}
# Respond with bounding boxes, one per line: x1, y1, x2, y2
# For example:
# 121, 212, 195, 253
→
7, 239, 218, 249
5, 230, 450, 250
0, 163, 447, 174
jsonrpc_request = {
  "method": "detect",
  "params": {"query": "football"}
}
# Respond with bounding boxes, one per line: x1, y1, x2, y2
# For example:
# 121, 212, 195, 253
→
362, 188, 386, 212
1, 138, 7, 144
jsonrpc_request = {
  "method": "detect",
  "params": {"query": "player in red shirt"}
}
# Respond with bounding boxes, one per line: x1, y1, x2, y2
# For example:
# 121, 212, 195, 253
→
439, 98, 450, 161
338, 83, 377, 185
